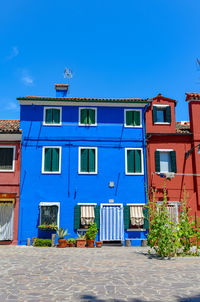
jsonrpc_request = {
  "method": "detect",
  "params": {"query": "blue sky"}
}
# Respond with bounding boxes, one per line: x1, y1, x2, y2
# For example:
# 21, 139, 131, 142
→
1, 0, 200, 120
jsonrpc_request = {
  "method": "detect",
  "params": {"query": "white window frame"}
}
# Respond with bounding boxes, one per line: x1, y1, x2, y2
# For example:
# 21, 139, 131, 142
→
125, 148, 144, 175
124, 109, 142, 128
42, 146, 62, 174
39, 202, 60, 228
126, 203, 146, 231
78, 147, 98, 175
79, 107, 97, 126
153, 104, 170, 125
156, 149, 173, 174
0, 146, 16, 172
43, 107, 62, 126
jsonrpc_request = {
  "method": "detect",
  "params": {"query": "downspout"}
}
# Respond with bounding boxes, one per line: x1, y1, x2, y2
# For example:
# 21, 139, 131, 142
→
143, 102, 151, 203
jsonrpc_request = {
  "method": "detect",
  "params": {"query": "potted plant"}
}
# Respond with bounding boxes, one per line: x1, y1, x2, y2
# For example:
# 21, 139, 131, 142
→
38, 223, 58, 231
67, 238, 76, 247
85, 223, 98, 248
76, 232, 86, 248
96, 241, 102, 248
56, 227, 69, 248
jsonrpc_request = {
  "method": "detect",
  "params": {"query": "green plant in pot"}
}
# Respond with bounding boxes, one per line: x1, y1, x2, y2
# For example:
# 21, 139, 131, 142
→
85, 223, 98, 248
56, 227, 69, 248
76, 232, 86, 248
67, 238, 76, 247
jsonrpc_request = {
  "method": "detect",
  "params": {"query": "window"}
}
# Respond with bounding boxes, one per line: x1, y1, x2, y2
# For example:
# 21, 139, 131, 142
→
125, 148, 144, 175
153, 105, 171, 124
74, 204, 100, 230
39, 202, 60, 227
125, 109, 142, 127
157, 202, 179, 224
124, 205, 149, 230
79, 108, 97, 126
79, 147, 97, 174
43, 107, 61, 125
155, 150, 177, 173
42, 147, 61, 174
0, 146, 15, 172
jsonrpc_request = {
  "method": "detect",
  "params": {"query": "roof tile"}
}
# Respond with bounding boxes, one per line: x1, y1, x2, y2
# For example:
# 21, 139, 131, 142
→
0, 120, 21, 134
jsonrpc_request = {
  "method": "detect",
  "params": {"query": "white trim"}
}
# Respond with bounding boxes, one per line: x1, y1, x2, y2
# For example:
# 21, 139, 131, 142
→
154, 122, 170, 125
156, 149, 174, 152
124, 109, 142, 128
127, 203, 145, 206
77, 203, 97, 205
125, 148, 144, 175
0, 146, 16, 172
19, 100, 147, 108
43, 107, 62, 126
153, 104, 169, 108
0, 134, 22, 141
127, 228, 146, 231
78, 147, 97, 174
39, 202, 60, 228
100, 203, 123, 207
42, 146, 61, 174
79, 107, 97, 126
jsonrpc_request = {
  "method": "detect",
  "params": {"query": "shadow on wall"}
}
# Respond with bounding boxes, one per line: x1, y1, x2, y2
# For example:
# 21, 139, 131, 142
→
80, 294, 200, 302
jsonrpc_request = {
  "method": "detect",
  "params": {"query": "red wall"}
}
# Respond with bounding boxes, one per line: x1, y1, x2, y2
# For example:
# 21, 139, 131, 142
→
0, 141, 21, 245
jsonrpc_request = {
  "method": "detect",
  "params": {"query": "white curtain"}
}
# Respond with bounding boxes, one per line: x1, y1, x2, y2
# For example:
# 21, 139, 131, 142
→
81, 206, 95, 225
167, 205, 177, 223
0, 203, 14, 240
130, 206, 144, 226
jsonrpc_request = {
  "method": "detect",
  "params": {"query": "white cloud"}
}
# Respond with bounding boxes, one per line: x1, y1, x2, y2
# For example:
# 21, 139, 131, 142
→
6, 46, 19, 60
5, 101, 19, 111
22, 75, 34, 85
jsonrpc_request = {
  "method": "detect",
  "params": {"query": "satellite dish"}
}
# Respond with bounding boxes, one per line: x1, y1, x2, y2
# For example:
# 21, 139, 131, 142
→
64, 68, 73, 79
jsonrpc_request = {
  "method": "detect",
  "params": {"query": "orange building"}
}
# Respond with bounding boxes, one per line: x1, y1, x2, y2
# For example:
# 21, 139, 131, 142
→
146, 94, 199, 220
0, 120, 21, 245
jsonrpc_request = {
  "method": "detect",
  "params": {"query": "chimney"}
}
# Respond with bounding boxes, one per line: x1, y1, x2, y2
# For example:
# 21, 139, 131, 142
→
55, 84, 69, 97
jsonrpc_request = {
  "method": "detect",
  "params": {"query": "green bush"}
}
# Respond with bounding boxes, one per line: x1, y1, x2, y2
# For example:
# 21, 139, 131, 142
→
85, 223, 98, 240
33, 238, 52, 247
67, 238, 76, 244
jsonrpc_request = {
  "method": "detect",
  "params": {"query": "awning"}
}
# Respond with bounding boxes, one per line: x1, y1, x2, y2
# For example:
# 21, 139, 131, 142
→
130, 206, 144, 226
81, 205, 95, 225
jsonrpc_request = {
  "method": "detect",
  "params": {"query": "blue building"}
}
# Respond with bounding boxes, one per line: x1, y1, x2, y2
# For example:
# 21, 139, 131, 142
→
18, 84, 149, 246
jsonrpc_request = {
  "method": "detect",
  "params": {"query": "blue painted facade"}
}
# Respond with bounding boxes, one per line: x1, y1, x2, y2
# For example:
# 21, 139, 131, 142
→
18, 89, 149, 245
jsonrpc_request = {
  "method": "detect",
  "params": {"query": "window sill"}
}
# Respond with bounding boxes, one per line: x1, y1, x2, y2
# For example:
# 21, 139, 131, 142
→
79, 124, 97, 127
154, 122, 170, 125
124, 125, 142, 128
43, 123, 62, 126
127, 228, 146, 232
77, 229, 88, 232
41, 172, 61, 175
125, 173, 144, 176
78, 172, 97, 175
0, 169, 15, 172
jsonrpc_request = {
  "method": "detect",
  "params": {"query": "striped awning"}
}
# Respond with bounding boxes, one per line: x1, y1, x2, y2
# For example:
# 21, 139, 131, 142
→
81, 205, 95, 225
130, 206, 144, 226
167, 205, 177, 223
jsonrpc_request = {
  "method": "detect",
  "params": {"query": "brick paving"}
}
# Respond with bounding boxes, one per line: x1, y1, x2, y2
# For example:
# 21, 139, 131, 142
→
0, 246, 200, 302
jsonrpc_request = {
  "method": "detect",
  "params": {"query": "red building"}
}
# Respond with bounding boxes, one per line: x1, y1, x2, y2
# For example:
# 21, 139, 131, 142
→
146, 94, 199, 221
0, 120, 21, 245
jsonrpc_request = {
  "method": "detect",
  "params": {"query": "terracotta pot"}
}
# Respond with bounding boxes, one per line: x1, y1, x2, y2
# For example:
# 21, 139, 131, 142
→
58, 239, 67, 248
68, 242, 73, 247
76, 239, 86, 248
87, 239, 95, 248
96, 241, 102, 248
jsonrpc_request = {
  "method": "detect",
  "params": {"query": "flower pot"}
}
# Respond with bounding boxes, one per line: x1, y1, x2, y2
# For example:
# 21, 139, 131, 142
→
68, 242, 73, 247
76, 239, 86, 248
58, 239, 67, 248
96, 241, 102, 248
86, 239, 95, 248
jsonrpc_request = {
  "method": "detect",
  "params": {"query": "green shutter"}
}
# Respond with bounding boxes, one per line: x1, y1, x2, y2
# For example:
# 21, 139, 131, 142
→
44, 148, 52, 172
126, 111, 133, 126
94, 205, 100, 229
45, 109, 53, 124
52, 109, 60, 124
152, 106, 157, 123
81, 109, 88, 124
134, 111, 140, 126
124, 205, 130, 229
74, 205, 80, 229
134, 150, 141, 173
89, 149, 95, 172
52, 148, 59, 172
166, 106, 171, 123
88, 109, 95, 125
171, 151, 177, 173
143, 207, 149, 229
81, 149, 88, 172
155, 151, 160, 173
127, 150, 134, 173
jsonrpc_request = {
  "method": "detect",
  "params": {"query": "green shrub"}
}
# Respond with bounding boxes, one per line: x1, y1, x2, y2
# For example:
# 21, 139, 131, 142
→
38, 224, 58, 231
33, 238, 52, 247
85, 223, 98, 240
67, 238, 76, 244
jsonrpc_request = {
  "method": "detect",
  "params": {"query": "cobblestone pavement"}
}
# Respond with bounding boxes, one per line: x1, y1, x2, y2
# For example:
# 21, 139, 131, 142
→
0, 246, 200, 302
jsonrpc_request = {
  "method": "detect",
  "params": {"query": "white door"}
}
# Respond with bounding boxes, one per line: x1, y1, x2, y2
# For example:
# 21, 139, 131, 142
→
100, 205, 124, 241
0, 203, 14, 241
